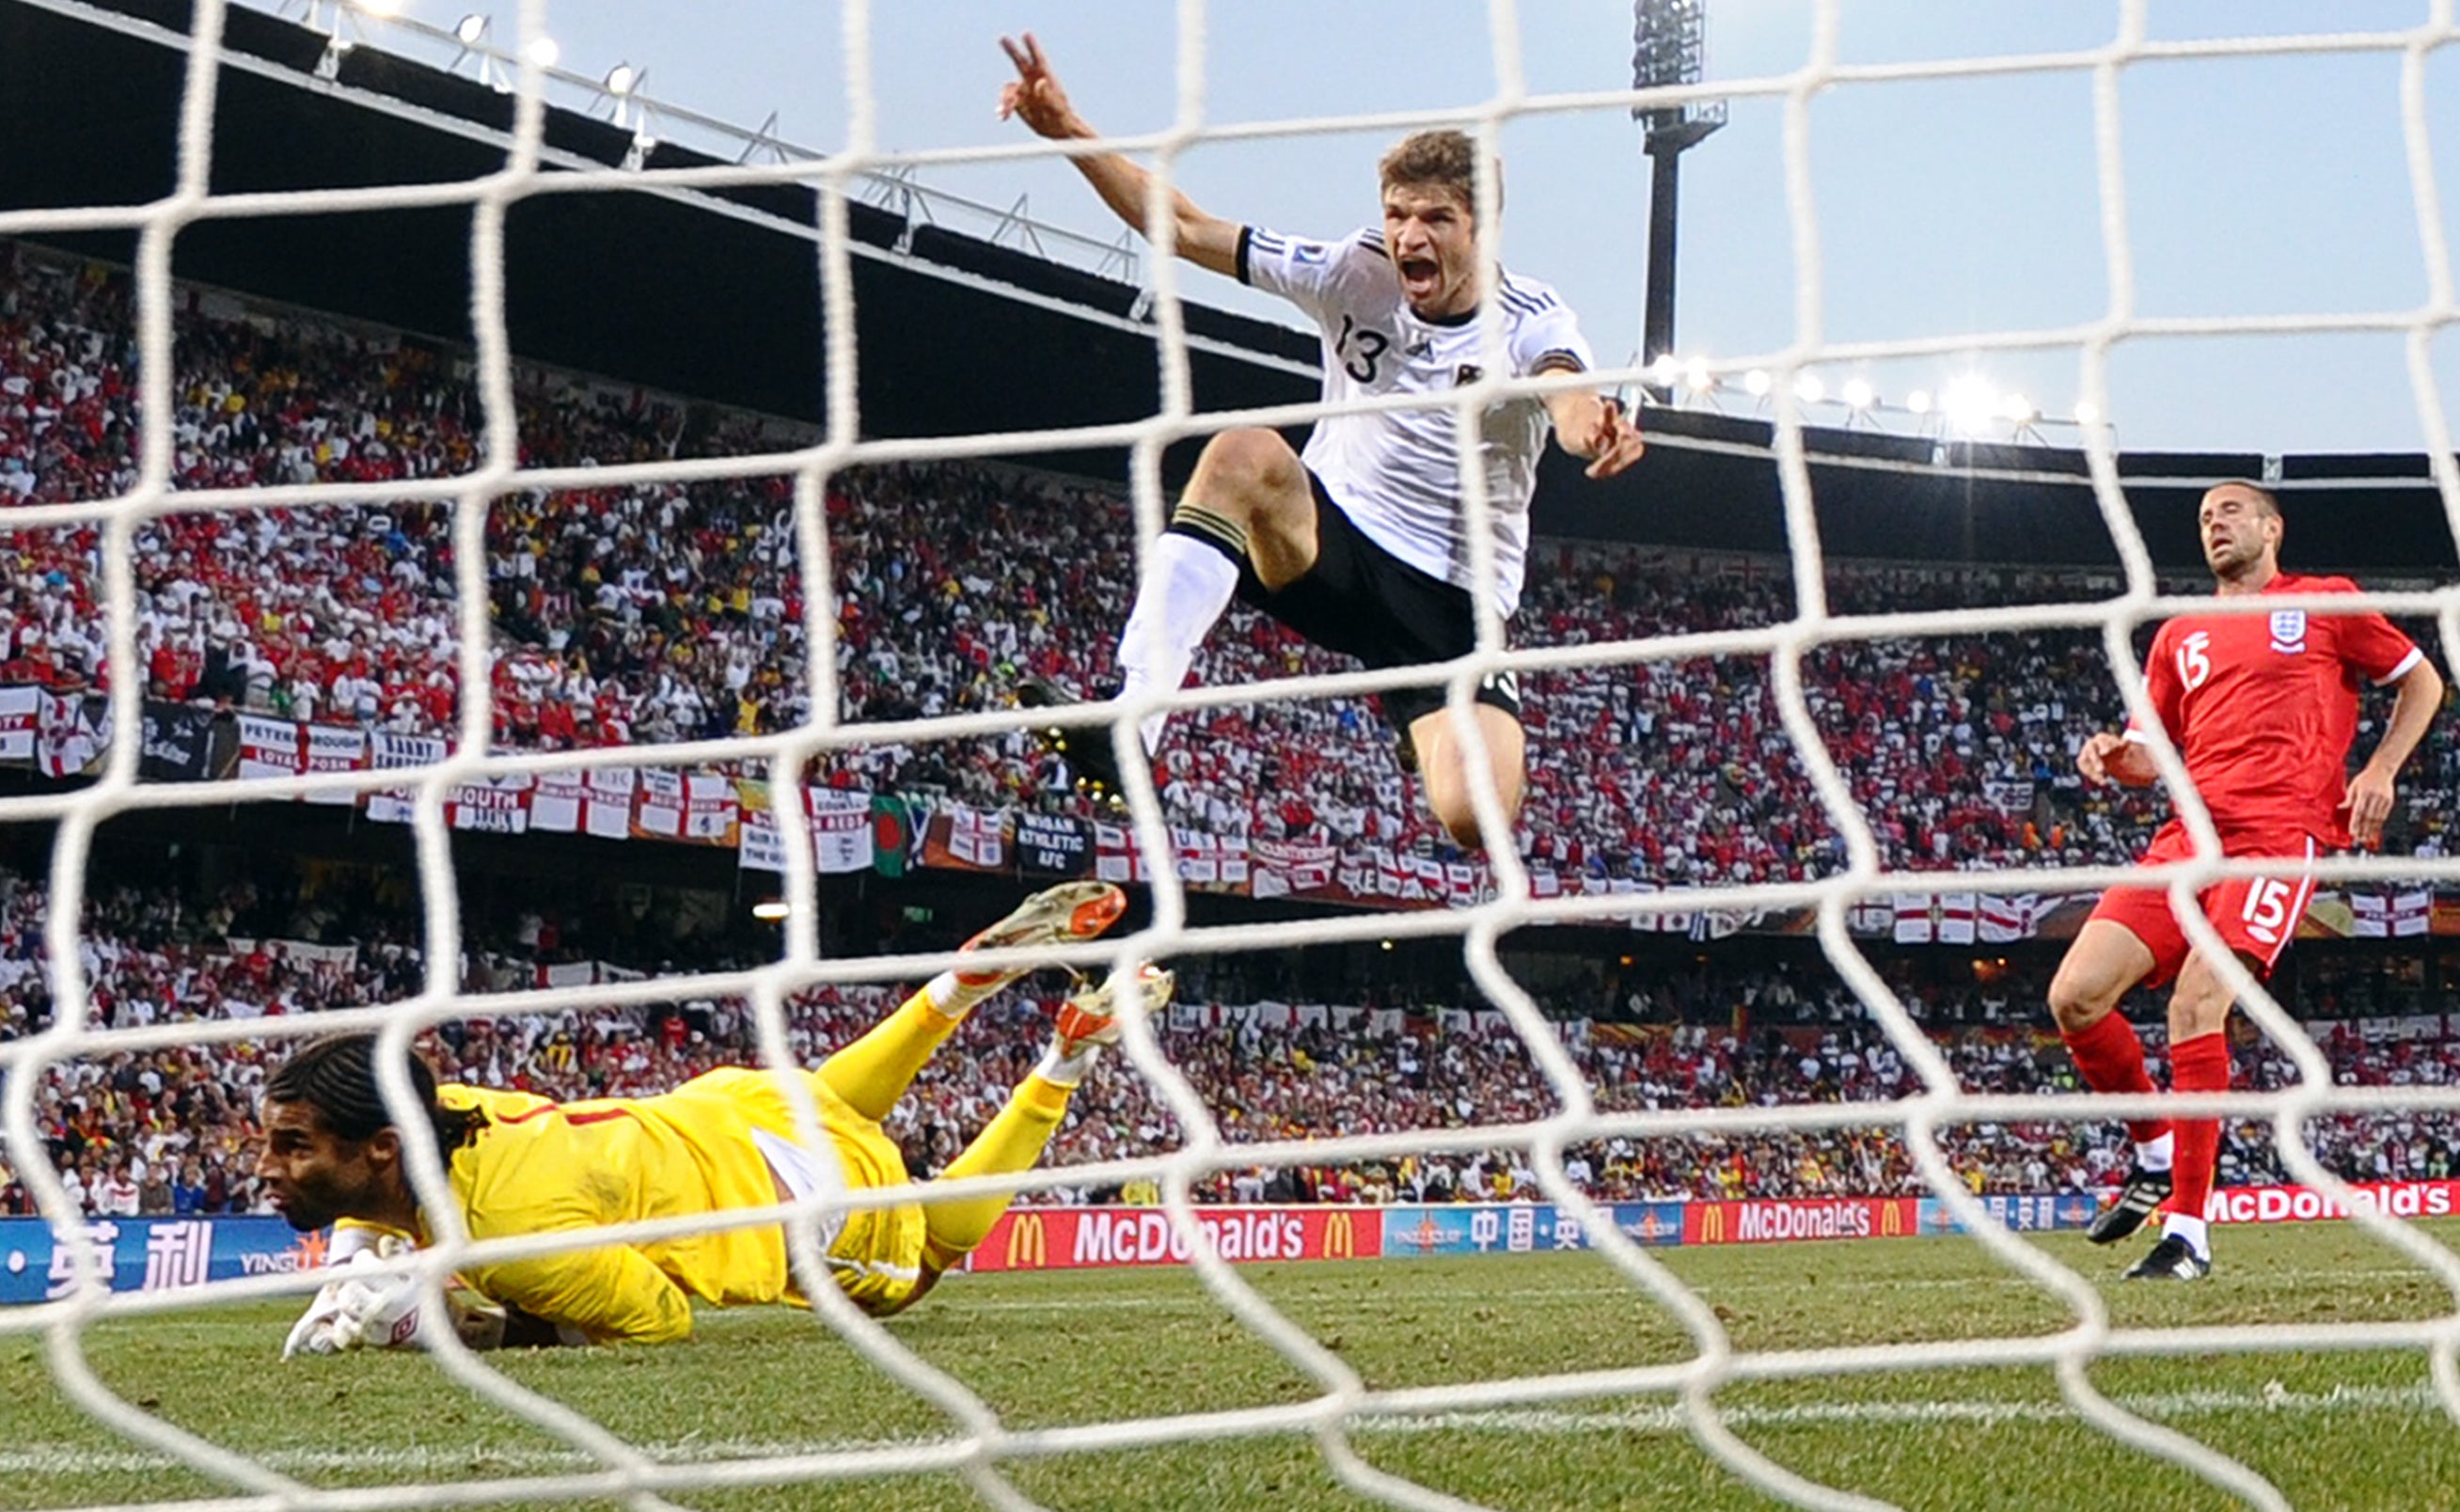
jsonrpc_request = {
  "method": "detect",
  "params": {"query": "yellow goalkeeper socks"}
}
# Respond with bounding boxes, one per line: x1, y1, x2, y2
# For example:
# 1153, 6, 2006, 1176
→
920, 1075, 1075, 1267
815, 984, 969, 1124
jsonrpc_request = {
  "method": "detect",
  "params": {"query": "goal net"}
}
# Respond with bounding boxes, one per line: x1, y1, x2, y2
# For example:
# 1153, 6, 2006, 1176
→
2, 2, 2458, 1509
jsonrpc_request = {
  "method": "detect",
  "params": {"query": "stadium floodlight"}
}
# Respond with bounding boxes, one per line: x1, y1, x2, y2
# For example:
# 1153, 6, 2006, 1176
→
1632, 0, 1727, 378
2074, 399, 2103, 425
2000, 393, 2037, 424
1941, 375, 1998, 435
453, 12, 486, 45
523, 35, 560, 69
1840, 377, 1875, 410
1905, 388, 1933, 416
1793, 372, 1825, 404
1684, 356, 1712, 392
605, 62, 643, 96
1742, 368, 1771, 397
1648, 354, 1681, 388
352, 0, 406, 16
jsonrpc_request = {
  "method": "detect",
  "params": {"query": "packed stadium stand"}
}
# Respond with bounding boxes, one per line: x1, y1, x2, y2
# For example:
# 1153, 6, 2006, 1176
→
6, 240, 2453, 881
4, 858, 2455, 1221
4, 181, 2456, 1235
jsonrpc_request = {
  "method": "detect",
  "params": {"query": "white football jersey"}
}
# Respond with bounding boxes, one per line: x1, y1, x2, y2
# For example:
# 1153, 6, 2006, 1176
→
1239, 224, 1596, 616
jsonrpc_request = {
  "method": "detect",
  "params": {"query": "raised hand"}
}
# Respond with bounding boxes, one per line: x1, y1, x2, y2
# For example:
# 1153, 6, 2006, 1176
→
1580, 399, 1646, 480
997, 33, 1080, 139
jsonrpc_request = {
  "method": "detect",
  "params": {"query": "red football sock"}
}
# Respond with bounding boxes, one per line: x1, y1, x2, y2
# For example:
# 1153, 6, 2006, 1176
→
2164, 1032, 2232, 1224
2060, 1012, 2170, 1145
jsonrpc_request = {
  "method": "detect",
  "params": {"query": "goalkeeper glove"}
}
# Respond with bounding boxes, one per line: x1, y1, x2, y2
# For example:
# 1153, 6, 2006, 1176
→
283, 1237, 508, 1357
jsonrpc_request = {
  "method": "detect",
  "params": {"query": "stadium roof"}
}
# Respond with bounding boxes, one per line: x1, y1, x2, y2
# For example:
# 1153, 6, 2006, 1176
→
4, 0, 2455, 574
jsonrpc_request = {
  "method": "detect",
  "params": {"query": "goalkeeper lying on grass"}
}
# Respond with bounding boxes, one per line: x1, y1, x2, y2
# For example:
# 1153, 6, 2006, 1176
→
262, 883, 1161, 1352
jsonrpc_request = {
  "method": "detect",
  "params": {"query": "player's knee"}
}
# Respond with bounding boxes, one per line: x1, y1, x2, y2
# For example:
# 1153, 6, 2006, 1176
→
1428, 786, 1506, 852
2166, 957, 2243, 1039
1193, 428, 1302, 518
2045, 967, 2115, 1032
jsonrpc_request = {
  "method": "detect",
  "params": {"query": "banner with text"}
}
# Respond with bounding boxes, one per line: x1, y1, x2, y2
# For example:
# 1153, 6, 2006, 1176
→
0, 1217, 328, 1305
2203, 1178, 2459, 1225
1380, 1202, 1688, 1256
1683, 1197, 1922, 1246
967, 1205, 1380, 1273
22, 686, 2460, 938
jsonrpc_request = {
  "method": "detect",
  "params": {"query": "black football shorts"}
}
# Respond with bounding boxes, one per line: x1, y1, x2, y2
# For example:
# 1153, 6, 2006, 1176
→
1232, 469, 1522, 734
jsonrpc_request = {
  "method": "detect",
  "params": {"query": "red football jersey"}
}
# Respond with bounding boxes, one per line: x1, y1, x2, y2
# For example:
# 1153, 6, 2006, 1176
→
2127, 573, 2421, 846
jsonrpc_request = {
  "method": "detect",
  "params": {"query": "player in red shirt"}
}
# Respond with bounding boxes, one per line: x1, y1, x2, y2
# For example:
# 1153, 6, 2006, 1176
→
2049, 480, 2443, 1280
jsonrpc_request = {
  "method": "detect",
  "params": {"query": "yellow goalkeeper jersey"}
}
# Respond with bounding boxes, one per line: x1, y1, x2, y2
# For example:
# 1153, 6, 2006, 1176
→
417, 1067, 924, 1344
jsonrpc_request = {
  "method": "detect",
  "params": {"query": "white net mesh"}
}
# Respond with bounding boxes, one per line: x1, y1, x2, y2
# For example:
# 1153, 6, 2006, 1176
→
4, 1, 2460, 1508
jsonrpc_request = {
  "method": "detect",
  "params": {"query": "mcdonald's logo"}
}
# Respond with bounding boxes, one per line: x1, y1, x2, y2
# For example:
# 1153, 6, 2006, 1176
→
1880, 1202, 1905, 1238
1696, 1205, 1726, 1244
1005, 1212, 1048, 1270
1324, 1210, 1356, 1261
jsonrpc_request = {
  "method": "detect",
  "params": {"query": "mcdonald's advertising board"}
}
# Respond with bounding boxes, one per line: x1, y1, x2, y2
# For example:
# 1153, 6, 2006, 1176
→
1683, 1198, 1921, 1247
968, 1205, 1380, 1273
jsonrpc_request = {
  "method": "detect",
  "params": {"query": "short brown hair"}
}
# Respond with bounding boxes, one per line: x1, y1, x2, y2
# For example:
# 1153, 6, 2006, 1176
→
1378, 130, 1498, 215
2206, 479, 2281, 518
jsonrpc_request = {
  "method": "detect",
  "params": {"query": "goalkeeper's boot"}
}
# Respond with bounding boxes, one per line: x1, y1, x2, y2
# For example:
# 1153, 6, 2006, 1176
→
2121, 1233, 2211, 1281
2086, 1163, 2173, 1245
1054, 961, 1175, 1052
954, 882, 1128, 992
1017, 677, 1128, 811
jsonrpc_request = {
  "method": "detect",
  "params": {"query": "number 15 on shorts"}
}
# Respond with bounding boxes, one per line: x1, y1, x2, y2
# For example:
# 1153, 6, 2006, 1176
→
2240, 875, 2295, 946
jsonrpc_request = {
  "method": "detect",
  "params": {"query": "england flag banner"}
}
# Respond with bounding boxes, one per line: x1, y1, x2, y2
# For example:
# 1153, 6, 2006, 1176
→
810, 788, 875, 873
531, 767, 636, 839
236, 714, 302, 781
300, 723, 368, 806
633, 770, 736, 843
365, 732, 448, 826
446, 775, 532, 834
0, 686, 38, 762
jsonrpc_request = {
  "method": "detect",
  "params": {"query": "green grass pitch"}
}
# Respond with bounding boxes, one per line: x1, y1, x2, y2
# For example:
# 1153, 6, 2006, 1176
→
3, 1221, 2456, 1511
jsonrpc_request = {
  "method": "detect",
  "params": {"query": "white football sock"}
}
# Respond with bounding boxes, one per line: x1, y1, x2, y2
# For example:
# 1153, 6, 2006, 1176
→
1117, 532, 1239, 755
2160, 1212, 2209, 1257
922, 970, 988, 1019
2135, 1131, 2174, 1173
1034, 1041, 1100, 1089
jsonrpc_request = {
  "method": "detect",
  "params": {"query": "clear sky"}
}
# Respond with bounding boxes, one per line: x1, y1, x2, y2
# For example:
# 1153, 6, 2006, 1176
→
279, 1, 2460, 457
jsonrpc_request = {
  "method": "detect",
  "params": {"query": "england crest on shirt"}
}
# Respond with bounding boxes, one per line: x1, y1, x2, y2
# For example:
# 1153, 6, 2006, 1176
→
2269, 609, 2308, 654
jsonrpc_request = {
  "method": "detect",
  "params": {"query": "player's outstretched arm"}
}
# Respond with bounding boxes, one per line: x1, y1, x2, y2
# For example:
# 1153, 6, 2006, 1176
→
997, 33, 1239, 276
2345, 654, 2444, 847
1543, 389, 1645, 479
2078, 730, 2158, 787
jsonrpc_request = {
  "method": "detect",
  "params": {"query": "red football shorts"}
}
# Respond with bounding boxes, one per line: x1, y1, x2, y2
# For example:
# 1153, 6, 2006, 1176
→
2087, 820, 2321, 987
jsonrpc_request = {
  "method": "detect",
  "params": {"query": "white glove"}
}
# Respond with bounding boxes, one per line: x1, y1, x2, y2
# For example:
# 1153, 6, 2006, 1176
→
283, 1236, 507, 1357
284, 1233, 404, 1359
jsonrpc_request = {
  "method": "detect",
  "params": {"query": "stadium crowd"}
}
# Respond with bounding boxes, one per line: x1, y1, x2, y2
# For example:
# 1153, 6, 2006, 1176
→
7, 243, 2454, 883
2, 869, 2454, 1220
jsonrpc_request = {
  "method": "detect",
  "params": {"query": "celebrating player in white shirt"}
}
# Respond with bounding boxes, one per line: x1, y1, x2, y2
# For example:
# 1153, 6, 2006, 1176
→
998, 33, 1645, 851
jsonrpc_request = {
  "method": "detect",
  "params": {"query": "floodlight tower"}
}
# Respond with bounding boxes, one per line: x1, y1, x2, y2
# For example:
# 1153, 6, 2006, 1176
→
1632, 0, 1727, 378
